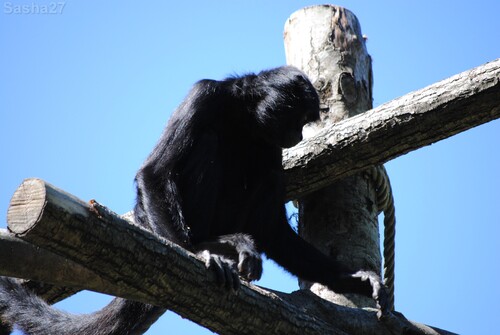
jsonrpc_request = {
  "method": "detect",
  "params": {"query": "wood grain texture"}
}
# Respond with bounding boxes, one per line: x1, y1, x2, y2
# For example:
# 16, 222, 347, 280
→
5, 178, 455, 335
284, 58, 500, 199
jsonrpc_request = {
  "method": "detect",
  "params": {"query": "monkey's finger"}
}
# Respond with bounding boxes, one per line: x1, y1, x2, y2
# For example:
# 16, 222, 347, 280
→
219, 261, 238, 291
375, 285, 390, 318
251, 257, 263, 280
209, 255, 239, 291
229, 268, 240, 291
238, 252, 263, 281
209, 256, 227, 288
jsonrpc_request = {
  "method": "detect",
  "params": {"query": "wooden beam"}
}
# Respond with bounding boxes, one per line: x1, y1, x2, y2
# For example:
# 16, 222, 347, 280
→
284, 59, 500, 199
0, 229, 95, 303
4, 178, 455, 335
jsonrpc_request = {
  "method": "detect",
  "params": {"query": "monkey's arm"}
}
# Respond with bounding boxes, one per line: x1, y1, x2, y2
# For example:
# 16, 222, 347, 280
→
180, 131, 263, 287
250, 170, 388, 315
260, 212, 388, 314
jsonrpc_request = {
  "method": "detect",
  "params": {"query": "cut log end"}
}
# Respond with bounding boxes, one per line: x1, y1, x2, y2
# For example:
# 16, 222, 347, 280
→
7, 178, 47, 235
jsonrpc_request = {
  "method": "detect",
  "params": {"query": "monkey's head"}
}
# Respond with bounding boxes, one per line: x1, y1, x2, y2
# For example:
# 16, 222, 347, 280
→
253, 66, 320, 148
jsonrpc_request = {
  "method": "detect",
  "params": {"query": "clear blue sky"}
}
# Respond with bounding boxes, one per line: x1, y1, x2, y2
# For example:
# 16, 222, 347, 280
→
1, 1, 499, 334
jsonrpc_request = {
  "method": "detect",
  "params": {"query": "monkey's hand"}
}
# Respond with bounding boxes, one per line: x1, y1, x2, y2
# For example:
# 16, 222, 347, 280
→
195, 234, 262, 288
237, 248, 262, 282
352, 270, 390, 318
198, 250, 240, 291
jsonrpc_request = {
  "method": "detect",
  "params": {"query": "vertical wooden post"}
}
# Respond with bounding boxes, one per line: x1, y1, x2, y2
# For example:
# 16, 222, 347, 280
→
284, 5, 380, 309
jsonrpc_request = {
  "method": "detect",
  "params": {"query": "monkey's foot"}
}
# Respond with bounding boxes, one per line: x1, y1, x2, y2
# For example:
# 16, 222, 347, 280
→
352, 270, 390, 318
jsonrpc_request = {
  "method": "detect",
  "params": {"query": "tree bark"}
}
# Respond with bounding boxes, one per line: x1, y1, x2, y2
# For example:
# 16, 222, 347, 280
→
285, 4, 381, 309
4, 178, 456, 335
0, 229, 91, 303
283, 57, 500, 200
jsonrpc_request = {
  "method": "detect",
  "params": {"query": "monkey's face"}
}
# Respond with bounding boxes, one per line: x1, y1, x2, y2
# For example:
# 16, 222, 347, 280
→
254, 102, 319, 148
278, 104, 320, 148
251, 67, 320, 148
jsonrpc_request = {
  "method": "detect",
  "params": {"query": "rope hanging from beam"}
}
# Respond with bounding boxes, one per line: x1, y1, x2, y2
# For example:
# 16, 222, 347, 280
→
368, 165, 396, 311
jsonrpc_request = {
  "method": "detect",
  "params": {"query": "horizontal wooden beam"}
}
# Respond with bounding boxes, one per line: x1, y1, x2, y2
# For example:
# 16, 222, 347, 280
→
284, 59, 500, 199
0, 229, 92, 303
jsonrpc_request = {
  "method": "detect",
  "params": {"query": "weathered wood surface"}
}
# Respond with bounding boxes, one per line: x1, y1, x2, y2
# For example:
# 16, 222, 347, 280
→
283, 58, 500, 199
0, 229, 94, 303
4, 178, 455, 335
284, 4, 383, 310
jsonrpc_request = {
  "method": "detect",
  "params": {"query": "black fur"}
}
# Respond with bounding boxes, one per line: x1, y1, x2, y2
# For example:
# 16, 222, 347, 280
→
0, 66, 387, 335
0, 277, 164, 335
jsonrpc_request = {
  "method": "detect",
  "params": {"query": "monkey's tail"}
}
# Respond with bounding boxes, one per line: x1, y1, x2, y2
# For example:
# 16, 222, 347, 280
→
0, 276, 165, 335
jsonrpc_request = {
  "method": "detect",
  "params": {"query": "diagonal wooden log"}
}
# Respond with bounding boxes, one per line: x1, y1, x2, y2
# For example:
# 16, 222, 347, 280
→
284, 58, 500, 199
4, 178, 456, 335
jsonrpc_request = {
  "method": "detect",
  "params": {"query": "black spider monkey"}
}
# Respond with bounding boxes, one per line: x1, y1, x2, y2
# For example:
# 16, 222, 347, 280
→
0, 66, 387, 335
